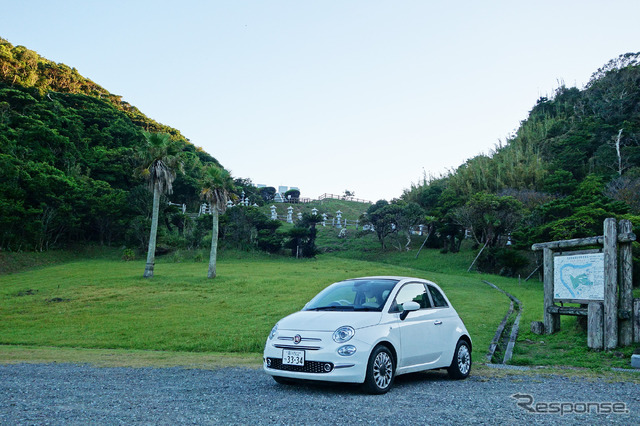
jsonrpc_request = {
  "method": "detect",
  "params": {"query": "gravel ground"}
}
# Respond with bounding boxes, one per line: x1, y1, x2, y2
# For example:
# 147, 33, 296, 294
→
0, 363, 638, 425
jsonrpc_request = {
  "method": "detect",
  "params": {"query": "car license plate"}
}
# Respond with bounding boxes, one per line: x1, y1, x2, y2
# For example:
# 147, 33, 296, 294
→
282, 349, 305, 366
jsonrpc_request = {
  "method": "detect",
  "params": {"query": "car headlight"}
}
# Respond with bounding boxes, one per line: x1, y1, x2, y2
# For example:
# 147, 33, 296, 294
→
269, 324, 278, 340
332, 326, 355, 343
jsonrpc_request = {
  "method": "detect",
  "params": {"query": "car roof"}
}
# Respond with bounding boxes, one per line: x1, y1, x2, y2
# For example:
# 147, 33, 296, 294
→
348, 276, 437, 285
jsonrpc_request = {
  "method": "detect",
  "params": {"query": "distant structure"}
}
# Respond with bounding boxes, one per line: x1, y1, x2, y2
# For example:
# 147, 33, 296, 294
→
257, 184, 300, 203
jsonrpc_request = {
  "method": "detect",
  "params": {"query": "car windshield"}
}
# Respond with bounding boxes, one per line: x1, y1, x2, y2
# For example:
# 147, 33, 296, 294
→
304, 279, 399, 312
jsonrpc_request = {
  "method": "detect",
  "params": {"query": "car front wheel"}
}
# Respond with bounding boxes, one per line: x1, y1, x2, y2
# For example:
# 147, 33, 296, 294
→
363, 345, 395, 394
447, 339, 471, 380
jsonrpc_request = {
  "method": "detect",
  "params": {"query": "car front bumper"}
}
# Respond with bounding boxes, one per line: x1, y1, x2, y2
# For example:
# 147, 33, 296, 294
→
263, 334, 371, 384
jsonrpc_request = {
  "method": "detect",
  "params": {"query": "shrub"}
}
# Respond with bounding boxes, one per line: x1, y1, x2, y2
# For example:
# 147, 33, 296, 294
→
257, 230, 284, 253
476, 247, 529, 277
121, 248, 135, 261
193, 251, 205, 263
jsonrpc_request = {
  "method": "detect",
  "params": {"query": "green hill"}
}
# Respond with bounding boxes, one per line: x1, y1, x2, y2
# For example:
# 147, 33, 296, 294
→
401, 52, 640, 275
3, 35, 640, 270
0, 38, 222, 251
267, 198, 370, 222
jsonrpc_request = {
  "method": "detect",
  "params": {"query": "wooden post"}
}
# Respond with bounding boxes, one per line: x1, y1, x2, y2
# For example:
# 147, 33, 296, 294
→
634, 298, 640, 344
543, 248, 560, 334
603, 218, 618, 350
530, 321, 544, 335
588, 302, 604, 350
619, 219, 633, 346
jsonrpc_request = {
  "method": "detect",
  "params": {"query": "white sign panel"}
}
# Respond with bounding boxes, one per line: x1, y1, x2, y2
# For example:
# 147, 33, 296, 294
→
553, 253, 604, 301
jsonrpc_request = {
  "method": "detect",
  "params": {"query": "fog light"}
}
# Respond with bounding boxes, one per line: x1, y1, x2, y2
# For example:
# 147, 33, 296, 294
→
337, 345, 357, 356
324, 363, 333, 372
266, 358, 272, 367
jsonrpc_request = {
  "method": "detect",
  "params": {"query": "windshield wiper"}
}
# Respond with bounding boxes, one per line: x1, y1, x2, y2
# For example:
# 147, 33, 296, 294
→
307, 305, 355, 311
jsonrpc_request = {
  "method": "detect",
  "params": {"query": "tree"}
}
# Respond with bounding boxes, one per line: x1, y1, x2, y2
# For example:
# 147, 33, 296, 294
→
453, 193, 524, 247
605, 173, 640, 214
259, 186, 276, 202
138, 131, 183, 278
285, 213, 322, 257
220, 206, 269, 250
394, 202, 426, 251
361, 200, 402, 250
233, 177, 262, 206
200, 164, 235, 278
284, 189, 300, 202
256, 218, 283, 253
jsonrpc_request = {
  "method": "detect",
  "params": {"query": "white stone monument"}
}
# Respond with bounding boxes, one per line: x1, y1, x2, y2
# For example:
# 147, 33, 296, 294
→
270, 205, 277, 220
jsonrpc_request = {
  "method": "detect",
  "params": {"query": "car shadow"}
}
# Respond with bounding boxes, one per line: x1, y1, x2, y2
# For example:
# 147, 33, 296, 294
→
268, 369, 455, 396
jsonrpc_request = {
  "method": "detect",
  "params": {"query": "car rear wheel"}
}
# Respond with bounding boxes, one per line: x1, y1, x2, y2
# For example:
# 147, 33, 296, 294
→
363, 345, 395, 394
447, 339, 471, 380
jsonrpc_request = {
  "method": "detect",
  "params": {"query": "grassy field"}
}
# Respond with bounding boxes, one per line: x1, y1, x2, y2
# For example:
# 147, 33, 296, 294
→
1, 241, 639, 373
0, 250, 505, 360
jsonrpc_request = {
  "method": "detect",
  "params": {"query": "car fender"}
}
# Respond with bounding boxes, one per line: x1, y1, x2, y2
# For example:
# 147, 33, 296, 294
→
351, 316, 402, 364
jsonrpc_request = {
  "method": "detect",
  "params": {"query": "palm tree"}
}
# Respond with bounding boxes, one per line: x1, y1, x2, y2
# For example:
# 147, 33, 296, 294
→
200, 164, 235, 279
138, 131, 183, 278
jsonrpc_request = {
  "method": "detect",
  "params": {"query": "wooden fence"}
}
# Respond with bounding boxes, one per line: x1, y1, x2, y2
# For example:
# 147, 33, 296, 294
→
317, 193, 372, 204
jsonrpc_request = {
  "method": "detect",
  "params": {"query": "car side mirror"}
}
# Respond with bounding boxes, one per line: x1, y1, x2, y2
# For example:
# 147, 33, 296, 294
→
400, 301, 420, 320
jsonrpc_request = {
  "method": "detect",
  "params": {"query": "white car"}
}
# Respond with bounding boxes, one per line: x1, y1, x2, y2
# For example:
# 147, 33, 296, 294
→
263, 276, 472, 394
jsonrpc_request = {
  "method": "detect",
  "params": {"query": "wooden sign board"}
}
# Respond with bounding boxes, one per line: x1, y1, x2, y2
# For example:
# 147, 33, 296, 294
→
553, 252, 604, 303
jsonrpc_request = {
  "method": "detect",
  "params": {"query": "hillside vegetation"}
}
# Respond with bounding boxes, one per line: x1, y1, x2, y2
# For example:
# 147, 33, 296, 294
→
402, 53, 640, 277
2, 35, 640, 280
0, 38, 222, 251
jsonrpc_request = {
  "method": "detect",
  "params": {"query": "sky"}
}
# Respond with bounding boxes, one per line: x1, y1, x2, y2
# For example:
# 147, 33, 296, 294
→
2, 1, 640, 202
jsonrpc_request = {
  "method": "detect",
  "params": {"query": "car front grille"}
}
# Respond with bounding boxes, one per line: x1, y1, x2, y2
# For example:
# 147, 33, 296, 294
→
266, 358, 334, 374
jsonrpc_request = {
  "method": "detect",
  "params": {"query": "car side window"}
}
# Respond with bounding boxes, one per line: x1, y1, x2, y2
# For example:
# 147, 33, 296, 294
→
390, 283, 431, 312
427, 285, 448, 308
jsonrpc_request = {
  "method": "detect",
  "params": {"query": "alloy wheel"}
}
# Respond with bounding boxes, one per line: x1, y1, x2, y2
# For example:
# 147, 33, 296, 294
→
373, 351, 393, 389
457, 343, 471, 376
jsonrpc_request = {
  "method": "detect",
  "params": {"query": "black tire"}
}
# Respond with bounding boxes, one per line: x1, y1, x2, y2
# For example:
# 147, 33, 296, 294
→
362, 345, 395, 394
272, 376, 294, 385
447, 339, 471, 380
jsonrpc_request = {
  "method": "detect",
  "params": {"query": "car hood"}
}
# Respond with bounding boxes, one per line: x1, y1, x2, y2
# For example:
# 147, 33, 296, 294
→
277, 310, 383, 332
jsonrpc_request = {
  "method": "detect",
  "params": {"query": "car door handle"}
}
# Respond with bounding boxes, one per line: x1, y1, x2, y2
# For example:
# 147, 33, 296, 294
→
434, 320, 442, 325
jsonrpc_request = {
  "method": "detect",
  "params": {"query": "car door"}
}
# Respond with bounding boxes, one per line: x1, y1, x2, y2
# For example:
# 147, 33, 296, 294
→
425, 284, 458, 366
391, 282, 442, 368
